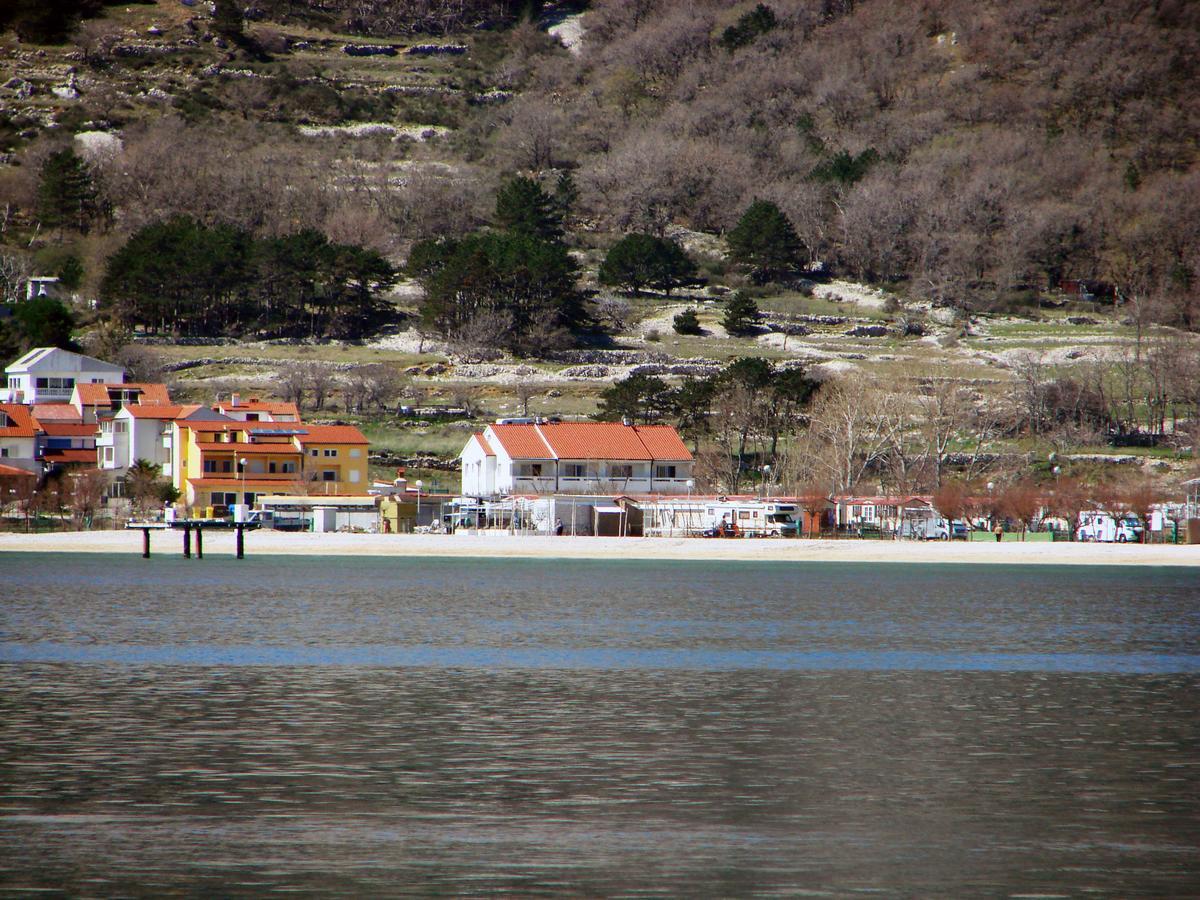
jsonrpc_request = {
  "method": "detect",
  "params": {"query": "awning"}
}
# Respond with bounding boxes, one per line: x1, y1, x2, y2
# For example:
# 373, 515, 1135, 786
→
594, 506, 624, 514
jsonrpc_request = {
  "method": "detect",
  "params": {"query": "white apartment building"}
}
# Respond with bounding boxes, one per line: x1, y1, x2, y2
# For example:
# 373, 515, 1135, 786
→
1, 347, 124, 405
460, 420, 694, 497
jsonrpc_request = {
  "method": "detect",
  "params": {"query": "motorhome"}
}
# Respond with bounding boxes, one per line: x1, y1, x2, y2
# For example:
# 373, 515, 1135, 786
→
1077, 512, 1142, 543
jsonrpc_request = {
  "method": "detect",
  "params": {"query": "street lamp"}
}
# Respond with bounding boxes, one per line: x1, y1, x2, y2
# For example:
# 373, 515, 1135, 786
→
762, 464, 771, 499
415, 479, 423, 522
239, 457, 247, 508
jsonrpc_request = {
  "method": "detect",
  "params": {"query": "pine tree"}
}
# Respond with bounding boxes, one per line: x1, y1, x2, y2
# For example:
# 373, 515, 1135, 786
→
721, 291, 760, 335
599, 233, 696, 296
727, 199, 803, 282
37, 149, 101, 235
553, 170, 579, 221
495, 176, 563, 243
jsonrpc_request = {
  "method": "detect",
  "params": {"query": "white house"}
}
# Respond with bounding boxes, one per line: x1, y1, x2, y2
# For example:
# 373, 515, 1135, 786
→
97, 403, 230, 478
0, 403, 40, 474
1, 347, 124, 405
460, 420, 693, 497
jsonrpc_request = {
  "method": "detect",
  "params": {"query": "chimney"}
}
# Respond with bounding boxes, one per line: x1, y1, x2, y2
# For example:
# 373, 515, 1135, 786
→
621, 416, 632, 427
231, 392, 241, 407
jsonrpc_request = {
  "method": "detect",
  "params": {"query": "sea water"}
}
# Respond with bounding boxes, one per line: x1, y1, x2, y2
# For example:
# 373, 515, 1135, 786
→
1, 553, 1197, 894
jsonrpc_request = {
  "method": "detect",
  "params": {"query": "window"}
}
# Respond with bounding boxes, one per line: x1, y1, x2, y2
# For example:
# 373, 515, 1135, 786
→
281, 461, 296, 474
322, 470, 336, 482
0, 448, 8, 458
654, 465, 677, 479
310, 449, 319, 457
34, 377, 74, 391
349, 448, 361, 458
245, 413, 259, 421
0, 412, 8, 428
114, 421, 128, 434
103, 447, 113, 462
564, 463, 586, 478
349, 470, 360, 483
211, 492, 236, 506
610, 464, 633, 479
323, 448, 338, 457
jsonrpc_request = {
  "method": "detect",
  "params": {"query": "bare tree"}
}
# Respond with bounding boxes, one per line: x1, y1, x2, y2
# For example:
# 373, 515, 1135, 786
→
0, 252, 30, 305
70, 469, 109, 529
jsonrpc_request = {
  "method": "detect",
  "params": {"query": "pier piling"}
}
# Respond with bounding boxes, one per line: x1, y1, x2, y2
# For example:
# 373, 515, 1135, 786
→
182, 525, 191, 558
142, 528, 151, 559
236, 524, 245, 559
195, 526, 203, 559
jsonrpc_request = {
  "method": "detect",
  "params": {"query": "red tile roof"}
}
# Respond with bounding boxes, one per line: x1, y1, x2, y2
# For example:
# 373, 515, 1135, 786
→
30, 403, 81, 422
487, 424, 554, 458
195, 442, 301, 454
41, 448, 96, 464
295, 424, 369, 445
0, 462, 36, 477
36, 422, 98, 437
472, 432, 495, 457
217, 399, 300, 416
486, 422, 692, 461
75, 382, 171, 406
0, 404, 39, 437
126, 404, 184, 419
630, 425, 692, 460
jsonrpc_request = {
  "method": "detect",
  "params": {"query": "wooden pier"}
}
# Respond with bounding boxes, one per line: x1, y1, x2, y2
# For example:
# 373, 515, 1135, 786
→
129, 521, 249, 559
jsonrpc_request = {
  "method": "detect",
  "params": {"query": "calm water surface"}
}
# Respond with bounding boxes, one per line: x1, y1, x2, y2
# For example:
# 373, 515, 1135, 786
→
1, 553, 1198, 895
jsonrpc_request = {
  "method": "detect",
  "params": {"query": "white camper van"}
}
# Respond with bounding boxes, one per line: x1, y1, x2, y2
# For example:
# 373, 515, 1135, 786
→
1077, 513, 1142, 543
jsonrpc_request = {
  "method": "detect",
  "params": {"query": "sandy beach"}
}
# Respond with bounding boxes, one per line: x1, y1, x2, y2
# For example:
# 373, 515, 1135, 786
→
1, 529, 1198, 566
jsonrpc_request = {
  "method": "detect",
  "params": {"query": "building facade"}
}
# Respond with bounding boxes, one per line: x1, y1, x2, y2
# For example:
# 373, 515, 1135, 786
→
460, 420, 694, 497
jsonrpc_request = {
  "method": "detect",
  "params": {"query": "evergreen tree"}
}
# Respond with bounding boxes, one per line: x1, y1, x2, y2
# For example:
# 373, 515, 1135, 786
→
727, 200, 803, 282
553, 170, 579, 221
211, 0, 245, 39
37, 149, 102, 235
495, 176, 563, 243
599, 233, 697, 296
594, 373, 672, 424
13, 296, 77, 350
411, 230, 580, 354
673, 308, 702, 335
721, 291, 760, 335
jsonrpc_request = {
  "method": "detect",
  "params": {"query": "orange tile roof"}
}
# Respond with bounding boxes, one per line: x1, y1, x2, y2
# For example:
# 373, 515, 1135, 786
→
41, 448, 96, 464
75, 382, 171, 406
487, 424, 554, 458
188, 477, 305, 487
37, 422, 98, 437
126, 404, 184, 419
0, 462, 36, 477
195, 442, 301, 454
30, 403, 81, 422
74, 383, 111, 405
0, 404, 39, 437
487, 422, 692, 461
473, 432, 495, 457
133, 383, 171, 404
630, 425, 692, 460
295, 424, 369, 445
218, 399, 301, 416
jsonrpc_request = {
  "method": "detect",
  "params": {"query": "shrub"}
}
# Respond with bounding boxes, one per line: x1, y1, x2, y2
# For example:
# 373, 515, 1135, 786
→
673, 309, 702, 335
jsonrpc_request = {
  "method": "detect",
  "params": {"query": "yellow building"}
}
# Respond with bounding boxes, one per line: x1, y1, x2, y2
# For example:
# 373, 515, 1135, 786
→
170, 420, 369, 515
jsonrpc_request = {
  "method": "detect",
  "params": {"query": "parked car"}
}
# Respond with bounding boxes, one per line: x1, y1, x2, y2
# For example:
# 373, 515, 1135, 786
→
950, 520, 970, 540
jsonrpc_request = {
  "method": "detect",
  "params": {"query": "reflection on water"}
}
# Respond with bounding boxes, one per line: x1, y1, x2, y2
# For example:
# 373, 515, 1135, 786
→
1, 553, 1198, 894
